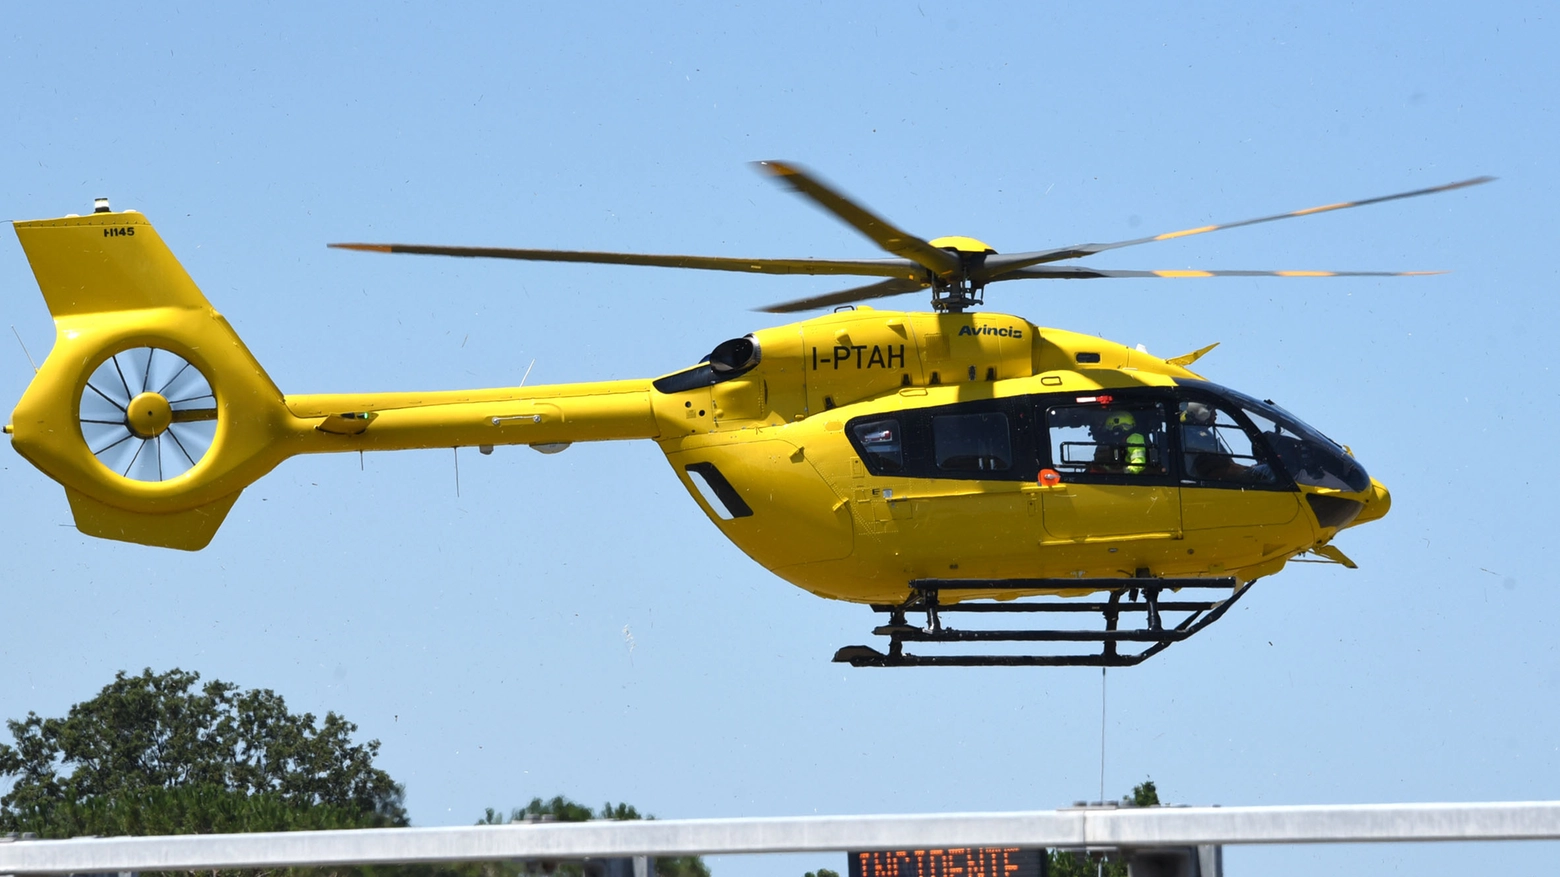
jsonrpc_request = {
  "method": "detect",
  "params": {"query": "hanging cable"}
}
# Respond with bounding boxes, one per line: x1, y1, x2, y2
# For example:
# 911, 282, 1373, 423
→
1099, 667, 1108, 803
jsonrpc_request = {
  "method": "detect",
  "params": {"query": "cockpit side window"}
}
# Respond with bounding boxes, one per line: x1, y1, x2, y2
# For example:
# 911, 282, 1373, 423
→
1046, 400, 1170, 480
1179, 400, 1281, 487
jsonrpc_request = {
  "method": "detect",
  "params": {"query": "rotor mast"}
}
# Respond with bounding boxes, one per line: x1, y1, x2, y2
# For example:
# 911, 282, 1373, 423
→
923, 235, 995, 313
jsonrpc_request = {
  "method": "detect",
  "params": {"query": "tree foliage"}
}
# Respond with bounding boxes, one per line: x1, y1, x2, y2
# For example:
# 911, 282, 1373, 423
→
1124, 780, 1159, 808
0, 670, 713, 877
475, 795, 708, 877
1047, 779, 1161, 877
0, 668, 406, 836
1, 784, 394, 838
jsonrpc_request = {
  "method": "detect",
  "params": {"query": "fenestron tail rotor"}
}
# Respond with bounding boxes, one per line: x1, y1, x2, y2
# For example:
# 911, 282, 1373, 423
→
328, 163, 1492, 313
78, 347, 218, 482
10, 208, 295, 550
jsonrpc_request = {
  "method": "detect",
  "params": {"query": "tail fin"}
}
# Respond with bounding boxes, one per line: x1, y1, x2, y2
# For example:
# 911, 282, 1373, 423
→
8, 209, 292, 549
16, 211, 217, 315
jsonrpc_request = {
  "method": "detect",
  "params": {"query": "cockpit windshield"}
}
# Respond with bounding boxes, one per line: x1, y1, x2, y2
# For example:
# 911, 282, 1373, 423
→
1182, 380, 1372, 493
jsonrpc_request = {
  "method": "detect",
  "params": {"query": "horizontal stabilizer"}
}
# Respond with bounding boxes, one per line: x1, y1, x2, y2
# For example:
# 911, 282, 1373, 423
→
1309, 544, 1359, 569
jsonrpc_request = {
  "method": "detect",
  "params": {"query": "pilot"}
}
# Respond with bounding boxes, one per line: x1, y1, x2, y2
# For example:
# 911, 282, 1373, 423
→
1180, 401, 1229, 479
1099, 410, 1150, 475
1180, 401, 1273, 484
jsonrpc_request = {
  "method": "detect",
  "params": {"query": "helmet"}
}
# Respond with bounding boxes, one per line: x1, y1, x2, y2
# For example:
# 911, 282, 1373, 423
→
1103, 410, 1137, 434
1181, 401, 1213, 425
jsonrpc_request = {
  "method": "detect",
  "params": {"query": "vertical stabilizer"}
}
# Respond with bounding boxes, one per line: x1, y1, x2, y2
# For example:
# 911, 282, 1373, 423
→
8, 209, 294, 550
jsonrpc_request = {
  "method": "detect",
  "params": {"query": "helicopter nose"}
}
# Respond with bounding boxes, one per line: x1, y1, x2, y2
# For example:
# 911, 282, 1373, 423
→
1348, 478, 1391, 527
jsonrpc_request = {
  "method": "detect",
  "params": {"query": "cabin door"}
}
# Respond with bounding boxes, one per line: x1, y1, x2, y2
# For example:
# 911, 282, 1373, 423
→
1038, 397, 1181, 542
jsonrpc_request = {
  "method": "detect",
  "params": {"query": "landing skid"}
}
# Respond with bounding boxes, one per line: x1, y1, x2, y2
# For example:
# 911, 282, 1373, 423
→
834, 576, 1248, 667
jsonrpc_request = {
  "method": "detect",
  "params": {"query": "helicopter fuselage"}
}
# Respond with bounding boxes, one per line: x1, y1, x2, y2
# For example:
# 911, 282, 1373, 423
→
635, 308, 1388, 603
272, 306, 1388, 604
7, 212, 1388, 607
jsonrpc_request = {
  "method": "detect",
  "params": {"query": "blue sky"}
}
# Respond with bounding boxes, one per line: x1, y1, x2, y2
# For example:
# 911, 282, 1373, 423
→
2, 2, 1556, 874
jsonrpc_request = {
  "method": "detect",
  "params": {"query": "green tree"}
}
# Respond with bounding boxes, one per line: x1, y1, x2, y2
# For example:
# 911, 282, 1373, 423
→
1047, 779, 1160, 877
476, 795, 708, 877
656, 856, 711, 877
0, 668, 406, 837
0, 784, 394, 839
803, 869, 841, 877
1124, 780, 1159, 808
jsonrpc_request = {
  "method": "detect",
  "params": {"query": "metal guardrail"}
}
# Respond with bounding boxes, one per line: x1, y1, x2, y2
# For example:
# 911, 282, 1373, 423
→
2, 802, 1559, 874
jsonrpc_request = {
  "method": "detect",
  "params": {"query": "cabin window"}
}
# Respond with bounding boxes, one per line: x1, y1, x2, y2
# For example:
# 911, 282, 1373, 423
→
1046, 401, 1168, 478
850, 418, 904, 473
1178, 400, 1280, 486
933, 412, 1012, 472
847, 401, 1033, 481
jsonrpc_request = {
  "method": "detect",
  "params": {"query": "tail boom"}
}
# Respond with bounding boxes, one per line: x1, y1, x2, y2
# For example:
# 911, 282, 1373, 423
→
283, 380, 660, 453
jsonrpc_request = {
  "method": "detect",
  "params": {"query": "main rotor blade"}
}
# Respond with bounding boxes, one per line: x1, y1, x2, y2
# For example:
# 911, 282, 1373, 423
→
329, 243, 923, 280
996, 266, 1446, 281
982, 176, 1494, 279
759, 277, 929, 314
755, 160, 962, 280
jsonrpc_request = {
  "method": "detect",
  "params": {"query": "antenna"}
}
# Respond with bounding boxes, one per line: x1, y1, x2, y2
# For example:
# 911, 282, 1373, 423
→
11, 326, 38, 373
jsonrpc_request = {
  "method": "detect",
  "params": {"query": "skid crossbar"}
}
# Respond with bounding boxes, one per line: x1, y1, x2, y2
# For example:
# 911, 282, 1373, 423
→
835, 577, 1245, 667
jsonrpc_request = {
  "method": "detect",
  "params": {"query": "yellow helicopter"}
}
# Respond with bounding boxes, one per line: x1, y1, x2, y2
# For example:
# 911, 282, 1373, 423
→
5, 163, 1488, 666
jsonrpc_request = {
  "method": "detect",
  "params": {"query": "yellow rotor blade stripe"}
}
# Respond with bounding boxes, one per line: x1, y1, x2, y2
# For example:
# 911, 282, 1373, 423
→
1291, 202, 1352, 216
1154, 225, 1219, 241
1275, 270, 1336, 277
1153, 269, 1215, 278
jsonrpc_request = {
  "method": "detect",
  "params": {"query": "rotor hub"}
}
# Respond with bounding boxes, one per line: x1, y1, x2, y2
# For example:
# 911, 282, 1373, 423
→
126, 391, 173, 439
931, 280, 984, 313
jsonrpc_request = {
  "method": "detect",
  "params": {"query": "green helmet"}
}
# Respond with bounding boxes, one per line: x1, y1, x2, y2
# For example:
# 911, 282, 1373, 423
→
1104, 410, 1137, 434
